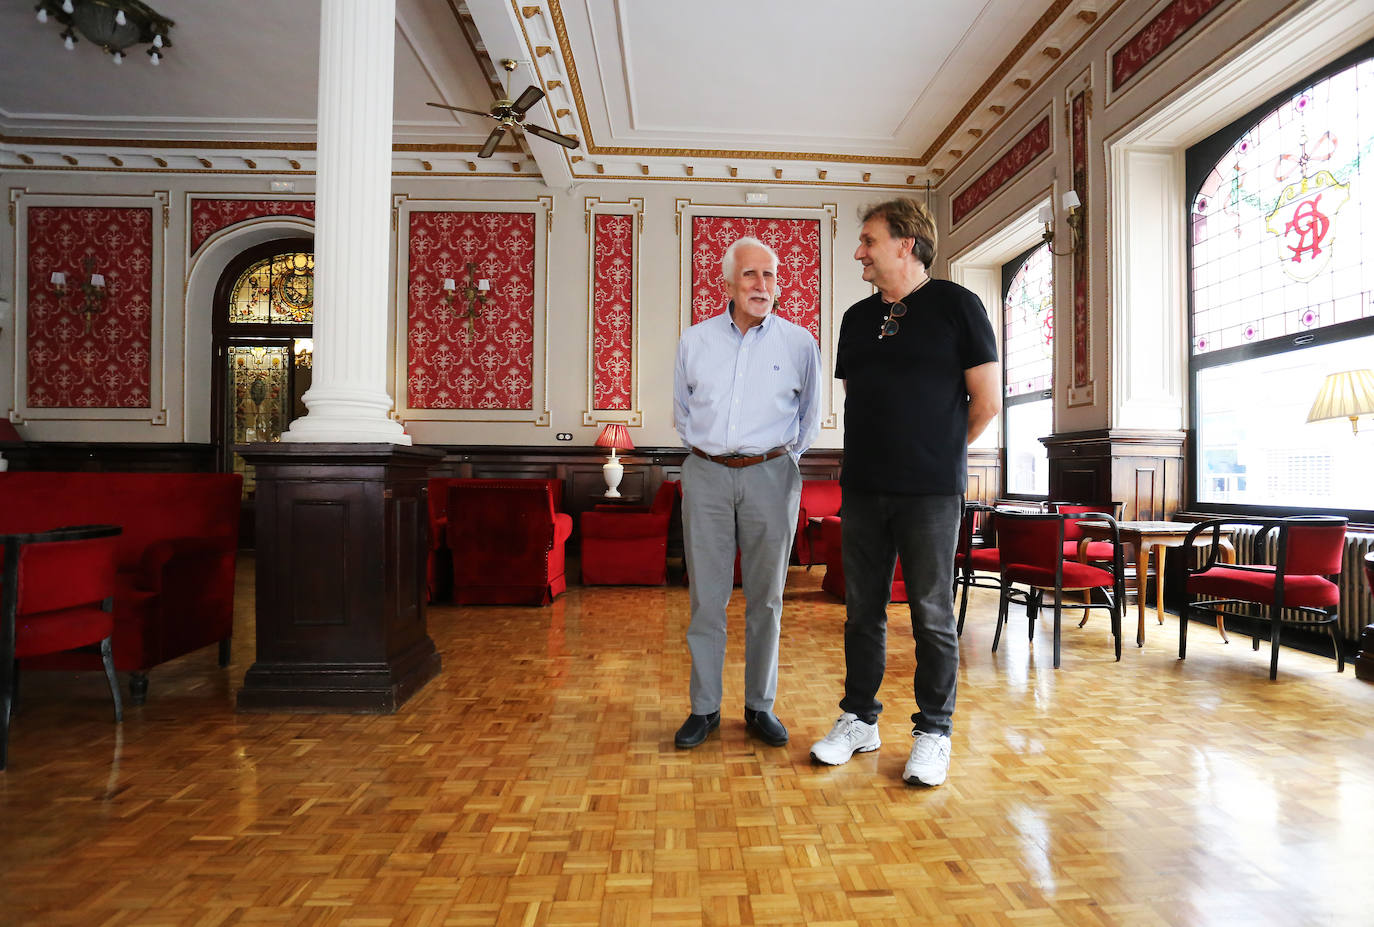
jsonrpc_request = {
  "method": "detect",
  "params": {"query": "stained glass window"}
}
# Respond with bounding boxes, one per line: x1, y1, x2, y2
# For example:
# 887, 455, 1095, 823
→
1004, 243, 1054, 398
1190, 58, 1372, 354
228, 251, 314, 324
1188, 44, 1374, 518
1003, 242, 1054, 496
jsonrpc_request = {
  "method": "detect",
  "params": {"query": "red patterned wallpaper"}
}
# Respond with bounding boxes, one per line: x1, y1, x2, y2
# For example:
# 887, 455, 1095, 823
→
1071, 92, 1089, 389
592, 214, 634, 411
406, 211, 536, 410
690, 216, 821, 342
26, 206, 152, 409
1112, 0, 1229, 90
952, 117, 1052, 226
189, 198, 316, 253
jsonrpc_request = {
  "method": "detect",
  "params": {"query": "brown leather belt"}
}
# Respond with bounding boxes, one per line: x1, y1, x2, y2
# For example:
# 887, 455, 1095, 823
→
691, 446, 787, 468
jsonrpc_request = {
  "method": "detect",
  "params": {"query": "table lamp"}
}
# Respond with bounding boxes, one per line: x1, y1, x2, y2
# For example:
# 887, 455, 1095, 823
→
0, 419, 22, 472
1306, 369, 1374, 435
594, 423, 634, 498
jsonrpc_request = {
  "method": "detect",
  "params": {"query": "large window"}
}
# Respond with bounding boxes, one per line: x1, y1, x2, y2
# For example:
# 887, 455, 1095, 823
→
1002, 242, 1053, 496
1187, 41, 1374, 519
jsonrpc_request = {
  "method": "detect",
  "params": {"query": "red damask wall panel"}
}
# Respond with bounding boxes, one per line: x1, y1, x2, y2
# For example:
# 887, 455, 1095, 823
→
690, 216, 821, 342
26, 206, 152, 409
1071, 91, 1090, 389
406, 211, 535, 410
1112, 0, 1229, 90
592, 213, 633, 411
951, 117, 1051, 226
189, 198, 316, 252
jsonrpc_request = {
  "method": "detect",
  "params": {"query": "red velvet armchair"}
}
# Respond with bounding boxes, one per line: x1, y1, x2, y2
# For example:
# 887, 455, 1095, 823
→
580, 481, 680, 585
447, 480, 573, 605
428, 476, 564, 602
795, 480, 842, 567
818, 515, 907, 602
3, 524, 124, 770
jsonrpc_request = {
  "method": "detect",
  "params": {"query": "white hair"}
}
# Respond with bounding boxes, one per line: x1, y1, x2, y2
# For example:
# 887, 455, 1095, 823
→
721, 236, 779, 281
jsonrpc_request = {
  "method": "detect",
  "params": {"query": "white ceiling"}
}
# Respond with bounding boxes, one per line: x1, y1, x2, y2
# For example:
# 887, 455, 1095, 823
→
0, 0, 1102, 188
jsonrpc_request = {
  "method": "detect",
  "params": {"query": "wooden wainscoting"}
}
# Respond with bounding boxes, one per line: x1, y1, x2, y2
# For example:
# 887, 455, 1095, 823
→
1043, 429, 1186, 518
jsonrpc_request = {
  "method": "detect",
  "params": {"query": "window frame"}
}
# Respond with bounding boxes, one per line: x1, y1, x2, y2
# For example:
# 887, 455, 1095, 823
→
1001, 240, 1053, 502
1184, 37, 1374, 524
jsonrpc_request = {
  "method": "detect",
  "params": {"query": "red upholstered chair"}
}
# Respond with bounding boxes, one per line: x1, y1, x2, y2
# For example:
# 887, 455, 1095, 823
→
1049, 501, 1125, 564
795, 480, 842, 568
1180, 516, 1347, 680
993, 511, 1124, 668
2, 525, 123, 771
581, 481, 679, 585
427, 476, 565, 602
818, 516, 907, 603
953, 503, 1000, 636
447, 480, 573, 605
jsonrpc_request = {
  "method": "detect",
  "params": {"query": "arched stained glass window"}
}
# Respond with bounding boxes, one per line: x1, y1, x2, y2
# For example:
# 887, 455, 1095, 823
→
1002, 241, 1053, 496
228, 251, 315, 324
1004, 243, 1054, 398
1187, 42, 1374, 517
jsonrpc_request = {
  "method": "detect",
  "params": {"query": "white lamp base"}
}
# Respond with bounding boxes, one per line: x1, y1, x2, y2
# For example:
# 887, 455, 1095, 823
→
603, 455, 623, 498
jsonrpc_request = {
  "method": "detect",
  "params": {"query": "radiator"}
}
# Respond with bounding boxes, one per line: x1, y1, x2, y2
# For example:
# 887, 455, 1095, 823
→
1224, 526, 1374, 644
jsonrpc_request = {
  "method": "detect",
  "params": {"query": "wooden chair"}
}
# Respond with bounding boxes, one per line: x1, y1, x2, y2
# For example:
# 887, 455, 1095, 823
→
993, 511, 1125, 668
2, 524, 123, 771
1180, 516, 1347, 680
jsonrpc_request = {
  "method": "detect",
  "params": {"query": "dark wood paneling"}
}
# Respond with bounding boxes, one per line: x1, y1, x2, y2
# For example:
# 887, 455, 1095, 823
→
1044, 430, 1186, 518
0, 442, 216, 472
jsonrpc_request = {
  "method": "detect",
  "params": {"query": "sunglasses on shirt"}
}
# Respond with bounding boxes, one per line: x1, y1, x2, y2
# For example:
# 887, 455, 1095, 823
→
878, 300, 906, 340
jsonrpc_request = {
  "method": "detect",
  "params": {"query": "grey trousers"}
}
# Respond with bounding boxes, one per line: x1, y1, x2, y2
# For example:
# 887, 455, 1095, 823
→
680, 452, 802, 715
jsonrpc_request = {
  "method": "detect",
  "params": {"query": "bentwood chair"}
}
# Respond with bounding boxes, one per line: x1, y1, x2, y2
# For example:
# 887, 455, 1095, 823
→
993, 511, 1125, 668
2, 524, 123, 770
1179, 516, 1347, 680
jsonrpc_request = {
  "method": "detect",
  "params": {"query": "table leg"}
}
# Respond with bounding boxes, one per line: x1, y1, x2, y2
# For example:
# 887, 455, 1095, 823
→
1134, 540, 1147, 647
1153, 543, 1167, 626
1215, 539, 1236, 643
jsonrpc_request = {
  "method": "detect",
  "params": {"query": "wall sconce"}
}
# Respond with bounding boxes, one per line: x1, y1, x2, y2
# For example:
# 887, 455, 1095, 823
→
594, 423, 635, 498
1307, 368, 1374, 435
439, 262, 490, 336
48, 257, 109, 333
1040, 190, 1083, 256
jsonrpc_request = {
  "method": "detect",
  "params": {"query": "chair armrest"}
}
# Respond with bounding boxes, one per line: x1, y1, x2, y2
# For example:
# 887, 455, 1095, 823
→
553, 513, 574, 544
135, 537, 235, 593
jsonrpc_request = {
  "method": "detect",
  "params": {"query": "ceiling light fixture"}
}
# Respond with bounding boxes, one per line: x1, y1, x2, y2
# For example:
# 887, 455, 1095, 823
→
35, 0, 173, 65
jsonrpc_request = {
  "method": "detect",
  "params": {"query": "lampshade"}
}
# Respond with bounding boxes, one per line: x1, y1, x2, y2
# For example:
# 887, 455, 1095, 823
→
0, 420, 21, 443
1306, 368, 1374, 434
595, 423, 634, 451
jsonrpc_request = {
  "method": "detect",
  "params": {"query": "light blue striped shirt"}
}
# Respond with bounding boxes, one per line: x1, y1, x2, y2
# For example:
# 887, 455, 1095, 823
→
673, 307, 822, 460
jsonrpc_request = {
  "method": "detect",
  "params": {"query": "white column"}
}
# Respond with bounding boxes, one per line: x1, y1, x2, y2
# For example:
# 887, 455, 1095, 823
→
284, 0, 409, 445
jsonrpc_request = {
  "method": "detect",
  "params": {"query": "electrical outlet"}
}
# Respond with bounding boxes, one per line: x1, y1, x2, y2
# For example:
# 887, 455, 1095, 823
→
270, 180, 295, 193
556, 432, 573, 441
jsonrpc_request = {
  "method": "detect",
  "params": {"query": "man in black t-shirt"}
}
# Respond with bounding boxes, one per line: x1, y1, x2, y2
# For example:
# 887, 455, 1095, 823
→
809, 198, 999, 787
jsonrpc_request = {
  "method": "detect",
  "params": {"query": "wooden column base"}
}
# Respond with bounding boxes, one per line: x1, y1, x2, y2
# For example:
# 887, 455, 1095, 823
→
1357, 624, 1374, 684
236, 443, 443, 713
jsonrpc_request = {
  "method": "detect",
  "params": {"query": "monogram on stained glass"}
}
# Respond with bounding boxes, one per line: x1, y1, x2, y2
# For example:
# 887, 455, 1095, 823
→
1004, 243, 1054, 399
1190, 57, 1372, 355
229, 252, 315, 324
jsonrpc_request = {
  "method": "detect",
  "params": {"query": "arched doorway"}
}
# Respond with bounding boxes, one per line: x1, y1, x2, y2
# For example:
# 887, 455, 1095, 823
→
211, 238, 315, 505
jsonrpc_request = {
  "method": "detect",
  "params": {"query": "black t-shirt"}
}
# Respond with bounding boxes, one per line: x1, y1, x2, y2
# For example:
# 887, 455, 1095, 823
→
835, 278, 998, 495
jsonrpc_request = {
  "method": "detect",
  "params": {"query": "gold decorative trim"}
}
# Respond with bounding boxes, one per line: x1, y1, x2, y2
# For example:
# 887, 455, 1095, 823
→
0, 132, 518, 156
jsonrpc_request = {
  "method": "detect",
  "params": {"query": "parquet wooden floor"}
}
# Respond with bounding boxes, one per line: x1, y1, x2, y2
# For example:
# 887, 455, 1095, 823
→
3, 559, 1374, 927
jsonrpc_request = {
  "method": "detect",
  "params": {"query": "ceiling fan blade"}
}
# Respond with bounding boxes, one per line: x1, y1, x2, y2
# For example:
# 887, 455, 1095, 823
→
523, 123, 580, 150
508, 85, 546, 117
478, 126, 506, 158
426, 101, 495, 119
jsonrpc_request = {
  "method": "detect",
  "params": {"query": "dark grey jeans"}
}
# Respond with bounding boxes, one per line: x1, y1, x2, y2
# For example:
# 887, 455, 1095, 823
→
839, 491, 963, 736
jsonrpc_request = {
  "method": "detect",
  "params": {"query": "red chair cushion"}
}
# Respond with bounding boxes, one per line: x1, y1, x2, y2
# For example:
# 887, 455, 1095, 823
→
1186, 565, 1339, 609
957, 547, 1000, 571
15, 606, 114, 659
1005, 560, 1115, 590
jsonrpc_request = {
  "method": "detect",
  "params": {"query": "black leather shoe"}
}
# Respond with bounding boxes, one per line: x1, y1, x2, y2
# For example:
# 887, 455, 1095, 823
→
744, 708, 789, 746
674, 711, 720, 748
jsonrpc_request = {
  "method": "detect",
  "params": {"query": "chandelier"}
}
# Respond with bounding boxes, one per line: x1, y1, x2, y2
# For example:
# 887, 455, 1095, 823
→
35, 0, 174, 65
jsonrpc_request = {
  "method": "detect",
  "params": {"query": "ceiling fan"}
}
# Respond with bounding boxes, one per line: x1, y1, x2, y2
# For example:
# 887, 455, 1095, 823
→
427, 58, 580, 158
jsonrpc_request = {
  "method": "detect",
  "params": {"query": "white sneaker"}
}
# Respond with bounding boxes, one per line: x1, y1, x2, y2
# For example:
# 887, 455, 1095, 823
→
809, 713, 881, 765
903, 731, 951, 786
